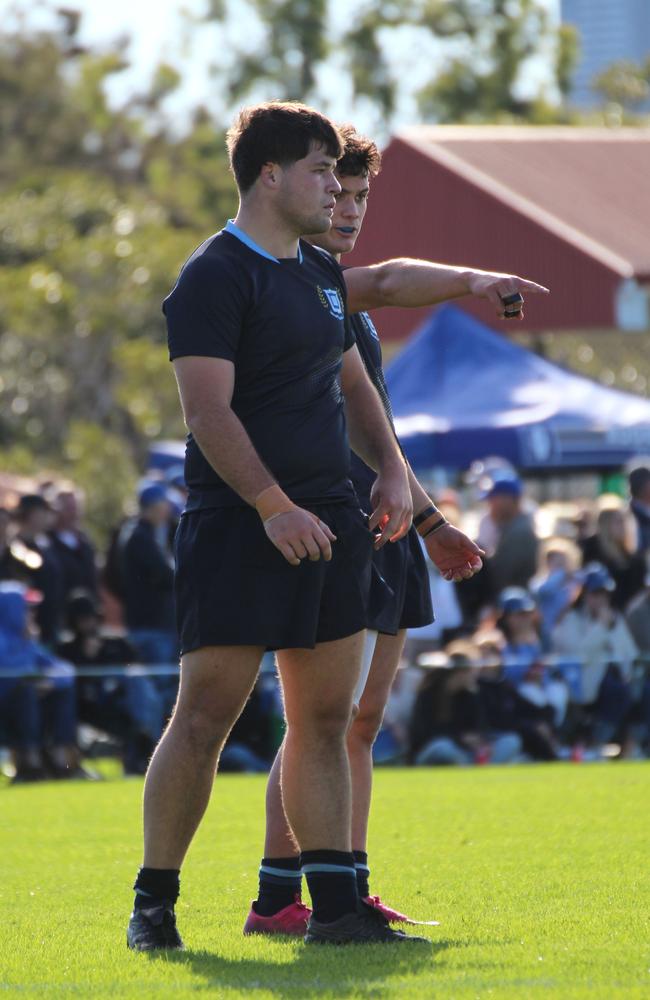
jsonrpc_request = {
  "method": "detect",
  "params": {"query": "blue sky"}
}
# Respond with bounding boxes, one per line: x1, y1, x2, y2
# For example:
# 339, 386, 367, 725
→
8, 0, 560, 139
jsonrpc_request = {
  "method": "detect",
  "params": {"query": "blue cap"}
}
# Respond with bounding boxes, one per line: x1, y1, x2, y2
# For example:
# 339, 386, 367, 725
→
138, 483, 169, 509
480, 474, 522, 500
580, 562, 615, 593
498, 586, 536, 614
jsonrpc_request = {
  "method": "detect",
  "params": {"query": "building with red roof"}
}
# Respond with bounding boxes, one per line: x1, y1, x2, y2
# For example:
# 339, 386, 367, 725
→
347, 126, 650, 342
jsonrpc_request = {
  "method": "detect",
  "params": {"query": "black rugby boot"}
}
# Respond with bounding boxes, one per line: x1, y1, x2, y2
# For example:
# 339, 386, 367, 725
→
305, 899, 431, 946
127, 902, 184, 951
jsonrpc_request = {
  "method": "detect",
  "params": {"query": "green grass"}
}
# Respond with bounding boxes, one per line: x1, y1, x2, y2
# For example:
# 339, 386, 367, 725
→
1, 764, 649, 999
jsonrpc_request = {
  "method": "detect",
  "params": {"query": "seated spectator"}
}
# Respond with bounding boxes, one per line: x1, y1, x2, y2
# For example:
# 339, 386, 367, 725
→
496, 587, 543, 681
48, 487, 98, 602
552, 563, 638, 704
56, 591, 153, 775
552, 563, 639, 754
0, 581, 89, 781
475, 630, 561, 761
580, 502, 645, 610
530, 538, 581, 650
3, 496, 65, 645
408, 642, 520, 766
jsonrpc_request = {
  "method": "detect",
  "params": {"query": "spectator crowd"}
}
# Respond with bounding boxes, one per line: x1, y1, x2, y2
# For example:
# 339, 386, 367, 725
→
1, 461, 650, 783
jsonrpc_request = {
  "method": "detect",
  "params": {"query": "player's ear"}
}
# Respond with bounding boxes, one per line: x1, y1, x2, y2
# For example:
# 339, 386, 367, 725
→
259, 162, 280, 190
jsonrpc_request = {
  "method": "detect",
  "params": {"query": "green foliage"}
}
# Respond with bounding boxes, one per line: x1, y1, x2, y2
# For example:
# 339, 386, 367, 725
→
0, 14, 237, 538
222, 0, 329, 102
416, 0, 559, 123
203, 0, 575, 125
593, 58, 650, 112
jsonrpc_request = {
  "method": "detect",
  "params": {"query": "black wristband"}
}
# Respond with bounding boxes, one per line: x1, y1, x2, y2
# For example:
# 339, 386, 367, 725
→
422, 517, 447, 538
413, 504, 439, 528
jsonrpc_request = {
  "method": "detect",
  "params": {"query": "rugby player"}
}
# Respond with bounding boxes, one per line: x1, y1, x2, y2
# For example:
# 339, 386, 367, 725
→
243, 125, 548, 936
127, 102, 436, 951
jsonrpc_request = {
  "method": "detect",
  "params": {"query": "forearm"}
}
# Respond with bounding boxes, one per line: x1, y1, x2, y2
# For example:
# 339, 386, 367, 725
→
344, 377, 405, 474
348, 259, 473, 311
188, 405, 275, 506
406, 464, 436, 516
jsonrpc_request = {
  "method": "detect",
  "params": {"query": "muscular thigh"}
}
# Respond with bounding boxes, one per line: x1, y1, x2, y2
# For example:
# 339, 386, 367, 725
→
176, 644, 264, 724
277, 630, 366, 725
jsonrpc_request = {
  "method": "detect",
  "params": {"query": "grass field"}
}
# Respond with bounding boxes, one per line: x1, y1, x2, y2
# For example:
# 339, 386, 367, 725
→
1, 763, 649, 999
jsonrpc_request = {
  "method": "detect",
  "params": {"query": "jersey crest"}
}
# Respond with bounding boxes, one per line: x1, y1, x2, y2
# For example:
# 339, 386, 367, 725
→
317, 285, 344, 321
361, 312, 380, 340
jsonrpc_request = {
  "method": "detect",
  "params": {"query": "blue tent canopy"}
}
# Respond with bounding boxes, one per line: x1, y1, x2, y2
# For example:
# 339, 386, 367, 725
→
386, 305, 650, 470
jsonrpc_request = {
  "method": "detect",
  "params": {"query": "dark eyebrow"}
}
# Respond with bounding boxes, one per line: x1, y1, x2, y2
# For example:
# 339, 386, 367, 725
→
340, 184, 370, 196
314, 158, 337, 169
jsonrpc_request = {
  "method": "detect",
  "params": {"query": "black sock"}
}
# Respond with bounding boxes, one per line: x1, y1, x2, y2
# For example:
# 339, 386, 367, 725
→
133, 866, 180, 910
353, 849, 370, 898
301, 850, 358, 923
255, 856, 302, 916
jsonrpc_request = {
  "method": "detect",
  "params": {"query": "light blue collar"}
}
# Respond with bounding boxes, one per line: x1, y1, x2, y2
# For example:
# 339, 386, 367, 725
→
224, 220, 303, 263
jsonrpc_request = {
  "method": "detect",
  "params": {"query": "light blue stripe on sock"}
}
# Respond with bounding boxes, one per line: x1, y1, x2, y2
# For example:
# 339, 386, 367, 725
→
259, 865, 302, 879
354, 864, 370, 873
301, 863, 357, 875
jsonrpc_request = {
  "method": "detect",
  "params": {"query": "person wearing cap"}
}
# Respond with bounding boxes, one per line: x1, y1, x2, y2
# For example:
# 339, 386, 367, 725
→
628, 466, 650, 556
496, 587, 543, 680
407, 641, 521, 765
552, 563, 638, 736
118, 484, 178, 749
478, 474, 539, 597
530, 537, 581, 650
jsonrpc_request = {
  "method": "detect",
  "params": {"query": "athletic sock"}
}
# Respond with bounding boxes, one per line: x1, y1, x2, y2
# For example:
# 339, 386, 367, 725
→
255, 856, 302, 916
300, 849, 358, 923
133, 866, 180, 910
353, 849, 370, 898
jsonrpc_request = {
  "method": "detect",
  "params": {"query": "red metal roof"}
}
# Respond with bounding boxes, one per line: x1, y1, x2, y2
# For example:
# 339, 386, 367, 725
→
398, 126, 650, 279
346, 126, 650, 339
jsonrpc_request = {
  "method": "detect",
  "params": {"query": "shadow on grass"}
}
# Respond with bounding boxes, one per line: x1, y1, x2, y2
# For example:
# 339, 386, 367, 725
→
152, 938, 457, 996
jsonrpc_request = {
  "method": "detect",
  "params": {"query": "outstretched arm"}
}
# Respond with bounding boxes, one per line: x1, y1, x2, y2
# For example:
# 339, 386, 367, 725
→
344, 258, 549, 320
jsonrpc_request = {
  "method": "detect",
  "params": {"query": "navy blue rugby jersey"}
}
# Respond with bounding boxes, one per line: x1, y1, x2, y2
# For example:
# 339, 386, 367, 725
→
349, 310, 396, 509
164, 221, 356, 510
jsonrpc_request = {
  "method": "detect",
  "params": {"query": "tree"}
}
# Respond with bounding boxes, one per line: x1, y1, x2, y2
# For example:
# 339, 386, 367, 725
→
593, 58, 650, 115
415, 0, 568, 123
202, 0, 577, 126
0, 13, 237, 543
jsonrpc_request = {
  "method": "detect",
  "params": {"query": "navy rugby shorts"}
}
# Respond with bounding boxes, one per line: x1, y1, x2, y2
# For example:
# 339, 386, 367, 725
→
174, 501, 374, 654
367, 525, 434, 636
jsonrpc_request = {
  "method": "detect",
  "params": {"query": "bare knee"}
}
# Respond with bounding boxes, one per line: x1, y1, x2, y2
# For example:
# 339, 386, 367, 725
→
288, 700, 352, 744
173, 700, 233, 757
349, 704, 384, 751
